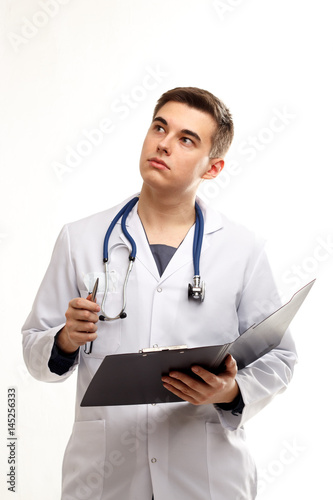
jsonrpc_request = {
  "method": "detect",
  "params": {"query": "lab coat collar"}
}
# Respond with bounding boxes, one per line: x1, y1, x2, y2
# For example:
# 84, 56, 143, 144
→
117, 194, 224, 283
195, 195, 225, 235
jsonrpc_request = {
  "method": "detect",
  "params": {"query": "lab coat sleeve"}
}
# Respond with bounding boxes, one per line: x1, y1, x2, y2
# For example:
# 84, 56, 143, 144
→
216, 245, 298, 431
22, 225, 80, 382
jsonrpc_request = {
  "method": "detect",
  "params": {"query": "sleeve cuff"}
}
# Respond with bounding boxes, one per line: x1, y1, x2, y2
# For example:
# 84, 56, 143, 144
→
215, 391, 245, 416
48, 331, 79, 375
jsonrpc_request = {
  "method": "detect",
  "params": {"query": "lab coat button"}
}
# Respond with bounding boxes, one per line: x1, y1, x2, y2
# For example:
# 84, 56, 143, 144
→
151, 458, 157, 463
157, 287, 162, 293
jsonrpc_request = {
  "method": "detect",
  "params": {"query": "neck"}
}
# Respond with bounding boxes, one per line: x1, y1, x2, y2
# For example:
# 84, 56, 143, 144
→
137, 184, 197, 246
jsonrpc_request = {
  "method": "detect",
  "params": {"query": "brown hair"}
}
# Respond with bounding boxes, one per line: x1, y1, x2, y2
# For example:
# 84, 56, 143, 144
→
153, 87, 234, 159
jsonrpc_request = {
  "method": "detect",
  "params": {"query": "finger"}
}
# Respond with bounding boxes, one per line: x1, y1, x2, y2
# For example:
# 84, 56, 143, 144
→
73, 319, 99, 333
162, 376, 213, 406
162, 372, 206, 395
190, 366, 219, 386
71, 308, 100, 324
69, 297, 100, 313
69, 311, 100, 329
60, 323, 98, 349
164, 371, 199, 388
68, 331, 98, 347
162, 378, 197, 404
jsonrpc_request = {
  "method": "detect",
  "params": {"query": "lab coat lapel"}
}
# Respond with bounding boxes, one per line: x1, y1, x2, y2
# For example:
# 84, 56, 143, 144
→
157, 224, 198, 283
158, 197, 225, 283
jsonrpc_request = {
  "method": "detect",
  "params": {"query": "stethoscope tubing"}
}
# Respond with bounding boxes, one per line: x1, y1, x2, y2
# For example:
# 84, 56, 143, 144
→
99, 196, 204, 322
193, 201, 204, 277
103, 196, 139, 262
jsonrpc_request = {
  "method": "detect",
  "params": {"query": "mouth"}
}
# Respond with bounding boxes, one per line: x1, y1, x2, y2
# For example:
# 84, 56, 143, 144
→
148, 157, 170, 170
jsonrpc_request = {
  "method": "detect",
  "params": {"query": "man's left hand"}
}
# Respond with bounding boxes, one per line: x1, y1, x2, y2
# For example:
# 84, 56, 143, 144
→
161, 354, 239, 405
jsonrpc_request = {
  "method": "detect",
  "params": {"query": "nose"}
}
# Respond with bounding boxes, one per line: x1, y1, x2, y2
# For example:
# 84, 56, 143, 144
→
157, 136, 171, 155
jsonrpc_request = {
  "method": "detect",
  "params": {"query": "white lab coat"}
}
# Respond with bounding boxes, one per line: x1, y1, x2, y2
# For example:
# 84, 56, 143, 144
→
22, 195, 297, 500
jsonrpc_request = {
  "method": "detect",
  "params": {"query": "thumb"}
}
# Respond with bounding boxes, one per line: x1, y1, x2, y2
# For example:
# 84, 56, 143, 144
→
225, 355, 237, 374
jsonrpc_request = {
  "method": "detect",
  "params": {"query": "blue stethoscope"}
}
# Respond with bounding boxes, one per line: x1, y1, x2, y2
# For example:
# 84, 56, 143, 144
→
99, 196, 205, 322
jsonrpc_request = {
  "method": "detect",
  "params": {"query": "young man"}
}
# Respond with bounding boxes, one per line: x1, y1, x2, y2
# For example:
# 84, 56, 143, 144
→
22, 87, 297, 499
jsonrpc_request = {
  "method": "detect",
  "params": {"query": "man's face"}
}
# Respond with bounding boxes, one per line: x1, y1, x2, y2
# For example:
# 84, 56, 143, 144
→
139, 101, 219, 196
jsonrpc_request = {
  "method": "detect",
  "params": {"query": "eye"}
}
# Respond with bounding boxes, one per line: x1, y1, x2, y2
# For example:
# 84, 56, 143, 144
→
153, 124, 165, 133
181, 137, 194, 145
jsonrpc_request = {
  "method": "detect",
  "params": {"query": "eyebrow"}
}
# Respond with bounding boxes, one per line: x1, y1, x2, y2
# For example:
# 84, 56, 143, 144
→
153, 116, 202, 143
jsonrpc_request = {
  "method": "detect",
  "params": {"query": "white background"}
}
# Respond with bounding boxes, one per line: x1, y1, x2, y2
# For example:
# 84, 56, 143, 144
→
1, 0, 332, 498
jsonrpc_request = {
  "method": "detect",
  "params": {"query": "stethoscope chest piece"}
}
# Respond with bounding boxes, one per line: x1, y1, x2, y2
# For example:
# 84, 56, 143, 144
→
188, 276, 205, 302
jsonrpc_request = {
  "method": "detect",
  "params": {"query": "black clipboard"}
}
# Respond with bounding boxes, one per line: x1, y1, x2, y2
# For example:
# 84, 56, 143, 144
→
81, 280, 315, 407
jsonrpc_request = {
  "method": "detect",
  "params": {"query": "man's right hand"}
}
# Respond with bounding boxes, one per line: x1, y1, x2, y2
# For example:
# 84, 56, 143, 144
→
56, 296, 100, 354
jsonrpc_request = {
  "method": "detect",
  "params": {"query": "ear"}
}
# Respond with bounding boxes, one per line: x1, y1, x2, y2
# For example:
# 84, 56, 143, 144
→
201, 159, 224, 180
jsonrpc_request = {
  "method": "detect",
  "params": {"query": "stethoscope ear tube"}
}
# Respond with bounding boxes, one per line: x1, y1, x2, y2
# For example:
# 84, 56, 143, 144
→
100, 197, 139, 322
99, 257, 135, 321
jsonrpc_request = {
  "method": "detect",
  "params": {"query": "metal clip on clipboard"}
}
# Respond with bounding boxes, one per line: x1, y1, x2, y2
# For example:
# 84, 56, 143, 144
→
138, 344, 228, 372
139, 345, 188, 355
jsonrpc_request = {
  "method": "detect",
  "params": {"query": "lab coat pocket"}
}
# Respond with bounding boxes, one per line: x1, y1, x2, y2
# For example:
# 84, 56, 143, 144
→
205, 423, 257, 500
61, 419, 106, 500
